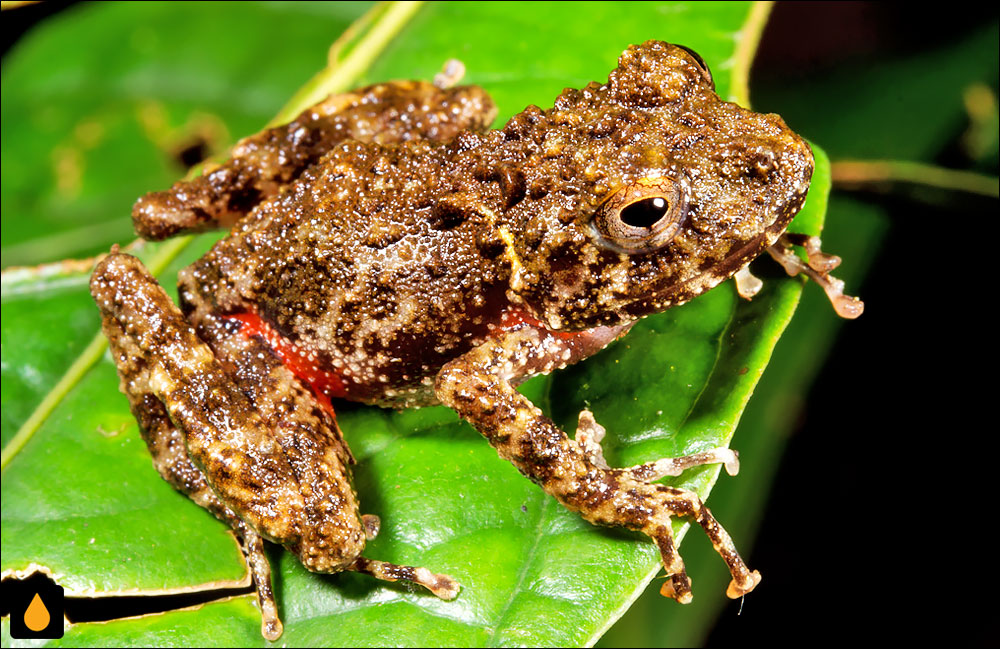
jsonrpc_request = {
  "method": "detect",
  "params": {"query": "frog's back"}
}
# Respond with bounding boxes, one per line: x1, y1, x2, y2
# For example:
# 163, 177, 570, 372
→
183, 138, 513, 406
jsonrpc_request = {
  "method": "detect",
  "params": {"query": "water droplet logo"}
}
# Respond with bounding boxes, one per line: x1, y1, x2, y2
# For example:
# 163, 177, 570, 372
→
5, 573, 64, 638
25, 592, 51, 631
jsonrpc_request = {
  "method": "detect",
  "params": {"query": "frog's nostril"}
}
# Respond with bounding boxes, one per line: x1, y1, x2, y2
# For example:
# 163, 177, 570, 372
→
751, 150, 776, 179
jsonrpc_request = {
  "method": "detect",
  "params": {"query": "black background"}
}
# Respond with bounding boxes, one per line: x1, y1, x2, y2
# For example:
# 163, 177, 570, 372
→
711, 3, 997, 646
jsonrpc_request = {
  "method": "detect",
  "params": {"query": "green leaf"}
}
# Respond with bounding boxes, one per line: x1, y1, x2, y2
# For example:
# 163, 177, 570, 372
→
2, 2, 829, 646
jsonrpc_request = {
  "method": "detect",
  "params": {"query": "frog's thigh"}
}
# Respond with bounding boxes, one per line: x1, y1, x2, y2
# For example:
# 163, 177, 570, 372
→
182, 308, 463, 601
180, 306, 357, 484
98, 305, 242, 521
434, 330, 760, 602
133, 80, 497, 240
92, 286, 282, 639
91, 253, 369, 565
179, 309, 378, 566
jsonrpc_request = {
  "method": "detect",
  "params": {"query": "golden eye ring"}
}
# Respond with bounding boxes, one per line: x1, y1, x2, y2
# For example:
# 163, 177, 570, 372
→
592, 176, 689, 253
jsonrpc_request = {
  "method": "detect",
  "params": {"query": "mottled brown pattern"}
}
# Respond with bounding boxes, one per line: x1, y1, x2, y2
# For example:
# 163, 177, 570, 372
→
91, 42, 812, 639
133, 81, 497, 240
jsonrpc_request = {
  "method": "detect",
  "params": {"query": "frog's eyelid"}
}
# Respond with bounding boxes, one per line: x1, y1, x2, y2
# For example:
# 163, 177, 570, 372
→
673, 44, 715, 91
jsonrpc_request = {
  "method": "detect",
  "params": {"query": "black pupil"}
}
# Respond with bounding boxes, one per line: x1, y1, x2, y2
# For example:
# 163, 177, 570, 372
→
620, 196, 669, 228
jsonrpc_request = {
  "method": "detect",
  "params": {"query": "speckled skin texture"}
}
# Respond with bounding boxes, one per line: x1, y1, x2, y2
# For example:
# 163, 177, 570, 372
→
91, 41, 813, 640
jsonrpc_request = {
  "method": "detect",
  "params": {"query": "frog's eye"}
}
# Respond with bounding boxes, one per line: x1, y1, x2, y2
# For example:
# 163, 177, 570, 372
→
593, 177, 689, 254
675, 44, 715, 90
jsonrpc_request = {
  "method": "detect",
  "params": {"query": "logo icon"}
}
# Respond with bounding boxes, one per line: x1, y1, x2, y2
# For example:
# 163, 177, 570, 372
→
5, 572, 65, 639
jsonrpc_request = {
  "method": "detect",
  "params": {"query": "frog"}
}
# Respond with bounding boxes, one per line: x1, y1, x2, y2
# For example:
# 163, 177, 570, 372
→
90, 40, 860, 641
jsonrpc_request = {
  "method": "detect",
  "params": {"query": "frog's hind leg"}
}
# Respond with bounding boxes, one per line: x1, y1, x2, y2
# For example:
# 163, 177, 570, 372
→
90, 273, 283, 640
133, 79, 497, 240
92, 252, 349, 640
436, 329, 760, 606
91, 253, 316, 542
175, 260, 462, 601
94, 252, 460, 629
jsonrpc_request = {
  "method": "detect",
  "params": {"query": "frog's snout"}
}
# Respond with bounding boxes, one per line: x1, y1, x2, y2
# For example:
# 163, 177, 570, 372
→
779, 136, 816, 220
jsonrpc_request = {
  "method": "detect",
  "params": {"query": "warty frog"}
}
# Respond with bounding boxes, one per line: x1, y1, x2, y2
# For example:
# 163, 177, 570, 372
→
90, 40, 859, 640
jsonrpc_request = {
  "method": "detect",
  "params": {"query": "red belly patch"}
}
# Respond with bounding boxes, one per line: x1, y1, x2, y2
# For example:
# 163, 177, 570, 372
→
499, 308, 582, 341
226, 312, 349, 412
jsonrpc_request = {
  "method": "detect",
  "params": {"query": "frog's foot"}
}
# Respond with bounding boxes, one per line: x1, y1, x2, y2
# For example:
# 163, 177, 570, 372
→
641, 487, 761, 603
575, 409, 739, 479
349, 557, 461, 600
572, 413, 749, 600
767, 233, 864, 319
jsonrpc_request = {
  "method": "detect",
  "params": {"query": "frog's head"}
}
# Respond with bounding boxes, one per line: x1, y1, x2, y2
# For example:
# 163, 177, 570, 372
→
499, 40, 814, 330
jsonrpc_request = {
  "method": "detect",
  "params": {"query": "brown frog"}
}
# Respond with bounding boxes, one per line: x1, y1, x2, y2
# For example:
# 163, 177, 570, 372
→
90, 41, 858, 640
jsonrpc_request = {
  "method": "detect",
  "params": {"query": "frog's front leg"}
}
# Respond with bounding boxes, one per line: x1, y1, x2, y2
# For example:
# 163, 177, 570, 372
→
435, 327, 760, 603
91, 252, 458, 640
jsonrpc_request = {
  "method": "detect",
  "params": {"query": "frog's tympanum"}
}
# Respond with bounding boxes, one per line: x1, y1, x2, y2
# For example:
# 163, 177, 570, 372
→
91, 41, 859, 639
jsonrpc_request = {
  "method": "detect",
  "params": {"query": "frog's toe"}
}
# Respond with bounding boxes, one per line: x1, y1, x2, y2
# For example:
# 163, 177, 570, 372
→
767, 233, 864, 319
626, 446, 739, 482
239, 525, 283, 641
349, 557, 461, 600
734, 265, 763, 299
659, 573, 694, 604
362, 514, 381, 540
433, 58, 466, 88
261, 618, 282, 643
574, 409, 610, 468
413, 567, 461, 600
575, 411, 739, 481
726, 570, 762, 598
